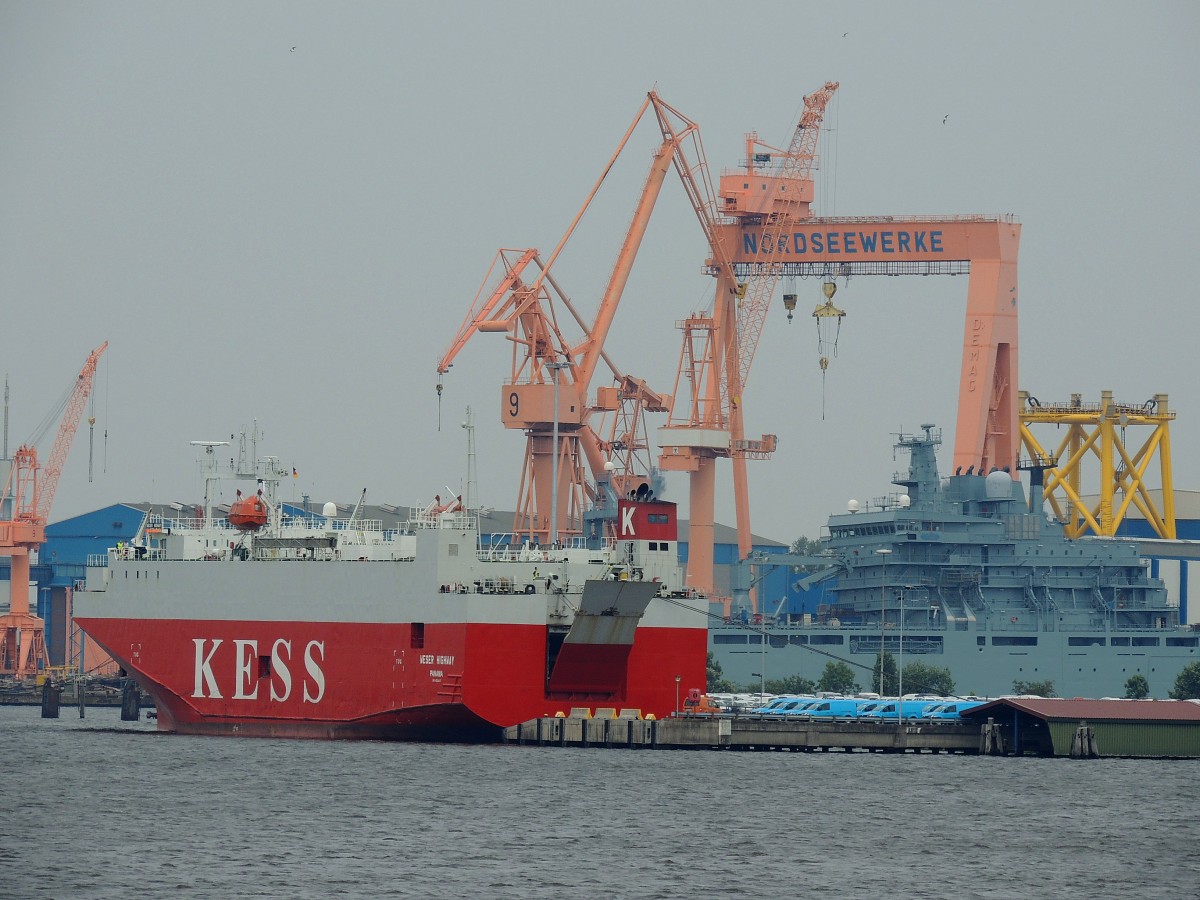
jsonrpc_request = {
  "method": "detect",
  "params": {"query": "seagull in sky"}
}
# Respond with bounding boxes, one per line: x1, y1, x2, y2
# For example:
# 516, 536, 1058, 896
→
943, 115, 950, 124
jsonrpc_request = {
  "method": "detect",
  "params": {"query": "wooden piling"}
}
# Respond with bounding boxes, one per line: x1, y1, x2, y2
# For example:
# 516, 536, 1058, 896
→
120, 679, 140, 721
41, 680, 61, 718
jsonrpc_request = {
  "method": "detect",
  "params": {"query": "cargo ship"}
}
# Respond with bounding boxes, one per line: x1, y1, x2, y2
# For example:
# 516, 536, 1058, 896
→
73, 444, 708, 741
711, 426, 1199, 699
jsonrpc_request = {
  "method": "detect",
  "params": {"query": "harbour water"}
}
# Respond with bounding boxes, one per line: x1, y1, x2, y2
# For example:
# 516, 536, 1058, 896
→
4, 705, 1196, 898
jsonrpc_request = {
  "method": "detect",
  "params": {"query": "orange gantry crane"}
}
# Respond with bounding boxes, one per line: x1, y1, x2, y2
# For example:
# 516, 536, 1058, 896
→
438, 93, 708, 546
0, 342, 108, 678
661, 82, 1021, 603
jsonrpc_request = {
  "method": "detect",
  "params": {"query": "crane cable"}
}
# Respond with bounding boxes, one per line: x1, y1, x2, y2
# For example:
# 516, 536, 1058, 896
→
813, 281, 844, 420
103, 352, 109, 474
816, 93, 843, 421
24, 380, 73, 449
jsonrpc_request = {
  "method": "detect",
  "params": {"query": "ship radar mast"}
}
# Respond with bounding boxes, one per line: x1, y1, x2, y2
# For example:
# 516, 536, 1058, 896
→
189, 441, 230, 528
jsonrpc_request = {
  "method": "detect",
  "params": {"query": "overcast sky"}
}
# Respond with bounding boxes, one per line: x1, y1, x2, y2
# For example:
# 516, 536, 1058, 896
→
2, 2, 1197, 543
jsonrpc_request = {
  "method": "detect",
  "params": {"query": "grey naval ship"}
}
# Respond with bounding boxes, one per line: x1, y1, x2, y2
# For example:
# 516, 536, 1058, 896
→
711, 426, 1198, 698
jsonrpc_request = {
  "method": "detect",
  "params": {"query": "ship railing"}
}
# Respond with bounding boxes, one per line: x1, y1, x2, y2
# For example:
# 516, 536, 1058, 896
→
103, 544, 166, 562
406, 507, 477, 531
479, 536, 549, 562
739, 620, 900, 632
478, 536, 616, 562
849, 635, 945, 654
324, 518, 384, 532
985, 618, 1040, 632
144, 515, 230, 532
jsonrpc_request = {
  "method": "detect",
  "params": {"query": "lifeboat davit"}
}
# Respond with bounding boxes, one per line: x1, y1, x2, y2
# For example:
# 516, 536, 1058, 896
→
229, 491, 269, 532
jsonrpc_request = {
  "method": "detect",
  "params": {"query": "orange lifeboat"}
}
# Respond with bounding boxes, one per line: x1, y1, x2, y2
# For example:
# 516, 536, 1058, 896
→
229, 490, 269, 532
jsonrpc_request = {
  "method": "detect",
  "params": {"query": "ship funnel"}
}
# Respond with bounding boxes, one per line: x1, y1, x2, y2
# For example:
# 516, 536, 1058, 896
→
1028, 466, 1045, 514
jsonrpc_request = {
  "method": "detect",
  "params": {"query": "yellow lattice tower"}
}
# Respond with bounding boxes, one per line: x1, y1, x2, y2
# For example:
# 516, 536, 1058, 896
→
1019, 390, 1175, 538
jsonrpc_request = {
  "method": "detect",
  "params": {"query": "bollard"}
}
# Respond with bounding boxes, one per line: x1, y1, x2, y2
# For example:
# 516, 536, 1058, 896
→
41, 680, 61, 718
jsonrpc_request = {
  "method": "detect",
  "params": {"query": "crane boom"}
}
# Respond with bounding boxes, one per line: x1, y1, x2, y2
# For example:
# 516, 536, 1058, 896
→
0, 340, 107, 678
33, 341, 108, 524
730, 81, 838, 400
440, 92, 707, 546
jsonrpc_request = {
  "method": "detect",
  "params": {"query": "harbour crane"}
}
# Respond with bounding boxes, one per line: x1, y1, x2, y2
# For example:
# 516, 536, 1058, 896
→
0, 342, 107, 678
658, 82, 839, 595
663, 82, 1021, 609
438, 93, 706, 546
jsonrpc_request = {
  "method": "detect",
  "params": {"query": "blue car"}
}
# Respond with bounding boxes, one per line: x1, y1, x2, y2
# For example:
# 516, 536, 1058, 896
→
922, 700, 985, 720
753, 696, 817, 715
858, 699, 939, 722
794, 698, 873, 720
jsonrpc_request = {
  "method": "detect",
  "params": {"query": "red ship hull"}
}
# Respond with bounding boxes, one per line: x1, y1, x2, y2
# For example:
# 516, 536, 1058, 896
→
76, 615, 707, 741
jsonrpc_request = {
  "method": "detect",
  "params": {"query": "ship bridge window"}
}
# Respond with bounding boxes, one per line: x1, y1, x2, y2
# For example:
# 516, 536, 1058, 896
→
809, 635, 844, 645
1132, 637, 1159, 647
1110, 637, 1131, 646
713, 634, 748, 645
1166, 637, 1199, 648
1068, 636, 1106, 647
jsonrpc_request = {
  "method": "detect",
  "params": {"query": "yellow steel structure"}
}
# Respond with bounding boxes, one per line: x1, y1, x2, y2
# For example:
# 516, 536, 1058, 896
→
1019, 390, 1175, 539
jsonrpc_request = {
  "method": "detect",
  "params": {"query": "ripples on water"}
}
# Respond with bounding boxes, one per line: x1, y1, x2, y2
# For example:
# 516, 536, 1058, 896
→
4, 706, 1197, 898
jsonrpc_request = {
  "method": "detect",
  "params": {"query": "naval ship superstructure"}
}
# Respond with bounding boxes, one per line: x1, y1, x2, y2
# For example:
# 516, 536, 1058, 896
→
711, 426, 1197, 698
